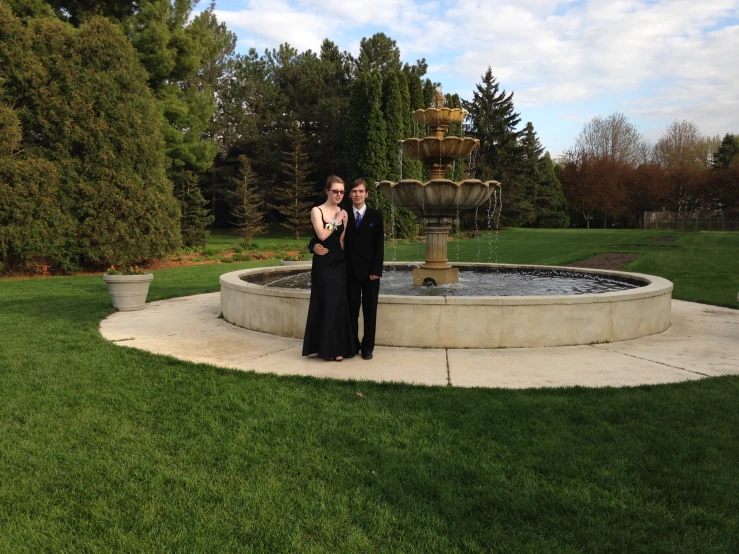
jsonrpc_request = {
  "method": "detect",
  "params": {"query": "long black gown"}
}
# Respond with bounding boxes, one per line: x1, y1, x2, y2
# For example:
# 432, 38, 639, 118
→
301, 211, 355, 359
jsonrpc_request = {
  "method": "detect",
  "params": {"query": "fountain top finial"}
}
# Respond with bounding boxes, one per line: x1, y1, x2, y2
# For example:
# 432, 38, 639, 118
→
433, 87, 445, 109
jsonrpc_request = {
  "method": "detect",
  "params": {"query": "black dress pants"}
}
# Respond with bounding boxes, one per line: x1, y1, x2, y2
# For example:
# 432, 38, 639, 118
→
347, 273, 380, 355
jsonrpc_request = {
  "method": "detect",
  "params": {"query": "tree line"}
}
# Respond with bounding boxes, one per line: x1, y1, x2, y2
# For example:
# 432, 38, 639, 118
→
19, 1, 728, 274
559, 114, 739, 228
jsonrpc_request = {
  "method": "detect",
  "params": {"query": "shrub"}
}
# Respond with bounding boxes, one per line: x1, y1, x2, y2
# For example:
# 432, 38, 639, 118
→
0, 9, 181, 273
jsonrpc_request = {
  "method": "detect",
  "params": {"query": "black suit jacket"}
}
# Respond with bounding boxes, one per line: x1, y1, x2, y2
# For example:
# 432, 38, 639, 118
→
345, 206, 384, 280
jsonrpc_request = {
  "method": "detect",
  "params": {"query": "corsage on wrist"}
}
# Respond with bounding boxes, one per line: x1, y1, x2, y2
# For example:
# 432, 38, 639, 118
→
325, 219, 338, 232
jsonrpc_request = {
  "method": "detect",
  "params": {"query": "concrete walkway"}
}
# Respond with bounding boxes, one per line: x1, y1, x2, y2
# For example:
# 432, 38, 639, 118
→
99, 294, 739, 389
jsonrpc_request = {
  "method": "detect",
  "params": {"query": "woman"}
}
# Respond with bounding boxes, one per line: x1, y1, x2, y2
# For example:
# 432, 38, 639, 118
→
302, 176, 355, 361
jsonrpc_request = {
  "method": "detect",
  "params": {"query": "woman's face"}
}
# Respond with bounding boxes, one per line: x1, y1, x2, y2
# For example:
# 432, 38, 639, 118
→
326, 182, 345, 205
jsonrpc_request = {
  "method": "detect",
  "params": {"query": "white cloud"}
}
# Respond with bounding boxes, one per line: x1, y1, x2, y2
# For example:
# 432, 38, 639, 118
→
214, 0, 739, 146
215, 2, 331, 52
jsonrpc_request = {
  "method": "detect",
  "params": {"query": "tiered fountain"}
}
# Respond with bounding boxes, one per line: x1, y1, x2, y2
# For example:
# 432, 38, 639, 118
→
219, 90, 673, 349
377, 90, 501, 286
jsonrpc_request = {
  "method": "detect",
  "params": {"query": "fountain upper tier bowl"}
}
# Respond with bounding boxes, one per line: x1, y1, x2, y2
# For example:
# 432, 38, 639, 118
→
377, 179, 501, 218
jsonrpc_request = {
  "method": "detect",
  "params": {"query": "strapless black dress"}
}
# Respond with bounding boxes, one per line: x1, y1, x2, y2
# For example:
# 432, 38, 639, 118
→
302, 213, 355, 359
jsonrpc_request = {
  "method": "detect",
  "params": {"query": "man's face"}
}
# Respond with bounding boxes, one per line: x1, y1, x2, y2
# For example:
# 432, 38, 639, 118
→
350, 185, 368, 208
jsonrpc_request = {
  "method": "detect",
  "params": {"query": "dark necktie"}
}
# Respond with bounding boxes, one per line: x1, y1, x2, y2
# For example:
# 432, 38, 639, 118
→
355, 211, 362, 227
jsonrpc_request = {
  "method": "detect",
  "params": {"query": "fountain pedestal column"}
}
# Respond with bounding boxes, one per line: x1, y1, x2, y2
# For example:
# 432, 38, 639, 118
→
413, 218, 459, 286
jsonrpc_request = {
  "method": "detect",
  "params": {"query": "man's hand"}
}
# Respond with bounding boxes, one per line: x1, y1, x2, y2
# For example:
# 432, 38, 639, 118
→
314, 244, 329, 256
369, 275, 380, 280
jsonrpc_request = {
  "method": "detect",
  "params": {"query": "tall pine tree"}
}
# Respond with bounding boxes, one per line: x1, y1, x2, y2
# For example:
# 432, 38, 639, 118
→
228, 155, 266, 242
274, 125, 316, 239
537, 153, 570, 228
463, 67, 531, 226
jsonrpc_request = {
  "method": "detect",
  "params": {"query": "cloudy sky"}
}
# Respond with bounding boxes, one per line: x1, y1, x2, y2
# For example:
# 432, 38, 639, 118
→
207, 0, 739, 156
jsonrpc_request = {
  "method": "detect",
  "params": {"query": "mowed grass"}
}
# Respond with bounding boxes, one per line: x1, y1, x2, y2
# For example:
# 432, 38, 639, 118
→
388, 228, 739, 307
1, 230, 738, 552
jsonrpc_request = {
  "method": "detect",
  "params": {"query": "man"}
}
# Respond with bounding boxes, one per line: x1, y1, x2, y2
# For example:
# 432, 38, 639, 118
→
312, 179, 384, 359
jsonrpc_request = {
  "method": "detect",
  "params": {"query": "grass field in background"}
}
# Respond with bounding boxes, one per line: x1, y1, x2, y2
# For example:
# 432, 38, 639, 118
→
1, 229, 737, 552
207, 227, 739, 307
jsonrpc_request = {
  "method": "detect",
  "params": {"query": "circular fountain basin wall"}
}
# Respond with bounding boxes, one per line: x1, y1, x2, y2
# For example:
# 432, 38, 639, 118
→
220, 263, 673, 349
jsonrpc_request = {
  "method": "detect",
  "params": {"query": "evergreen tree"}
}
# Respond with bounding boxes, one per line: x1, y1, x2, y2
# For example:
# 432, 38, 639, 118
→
0, 7, 181, 271
397, 71, 412, 137
354, 32, 402, 75
403, 72, 425, 181
518, 122, 543, 224
709, 133, 739, 212
382, 71, 405, 182
463, 67, 522, 180
712, 133, 739, 169
536, 153, 570, 228
274, 125, 316, 239
228, 155, 265, 242
422, 78, 435, 108
314, 39, 353, 180
444, 93, 465, 182
346, 71, 387, 184
463, 67, 530, 226
174, 170, 213, 247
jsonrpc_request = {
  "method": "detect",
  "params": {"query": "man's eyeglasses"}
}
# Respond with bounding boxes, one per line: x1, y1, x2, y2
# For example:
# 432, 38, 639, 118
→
330, 190, 344, 195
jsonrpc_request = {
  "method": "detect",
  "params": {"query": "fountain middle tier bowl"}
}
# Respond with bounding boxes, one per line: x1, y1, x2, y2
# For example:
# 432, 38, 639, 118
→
220, 264, 673, 349
377, 179, 500, 217
401, 137, 480, 163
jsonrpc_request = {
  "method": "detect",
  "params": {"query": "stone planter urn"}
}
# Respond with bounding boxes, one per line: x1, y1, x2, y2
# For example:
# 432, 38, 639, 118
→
279, 260, 310, 266
103, 273, 153, 311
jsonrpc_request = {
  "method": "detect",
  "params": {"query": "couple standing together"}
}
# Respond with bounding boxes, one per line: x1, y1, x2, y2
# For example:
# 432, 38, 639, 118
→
302, 176, 384, 362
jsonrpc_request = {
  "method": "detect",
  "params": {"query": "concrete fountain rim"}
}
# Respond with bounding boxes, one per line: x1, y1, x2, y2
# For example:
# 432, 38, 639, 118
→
220, 262, 673, 305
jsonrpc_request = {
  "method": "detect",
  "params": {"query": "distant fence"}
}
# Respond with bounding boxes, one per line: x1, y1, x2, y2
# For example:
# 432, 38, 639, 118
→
644, 211, 739, 231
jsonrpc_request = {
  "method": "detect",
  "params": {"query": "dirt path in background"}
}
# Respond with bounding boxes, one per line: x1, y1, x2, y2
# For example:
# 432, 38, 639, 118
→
565, 253, 641, 271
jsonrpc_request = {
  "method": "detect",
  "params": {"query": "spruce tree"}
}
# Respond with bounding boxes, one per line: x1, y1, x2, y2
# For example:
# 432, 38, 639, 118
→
463, 67, 531, 226
712, 133, 739, 169
518, 122, 543, 224
174, 171, 214, 248
536, 153, 570, 228
274, 125, 316, 240
228, 155, 265, 243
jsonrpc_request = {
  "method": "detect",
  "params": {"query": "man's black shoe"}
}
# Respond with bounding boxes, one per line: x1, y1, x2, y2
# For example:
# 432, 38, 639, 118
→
362, 352, 373, 360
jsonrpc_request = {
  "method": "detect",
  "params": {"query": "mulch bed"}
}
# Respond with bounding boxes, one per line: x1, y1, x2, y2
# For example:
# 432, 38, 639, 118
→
565, 253, 641, 271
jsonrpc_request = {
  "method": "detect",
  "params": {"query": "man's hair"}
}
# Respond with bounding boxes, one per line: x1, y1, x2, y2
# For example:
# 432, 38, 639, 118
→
325, 175, 344, 190
350, 179, 367, 192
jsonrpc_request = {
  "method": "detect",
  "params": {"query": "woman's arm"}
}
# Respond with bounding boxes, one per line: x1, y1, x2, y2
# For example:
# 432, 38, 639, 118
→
311, 207, 334, 241
339, 210, 348, 249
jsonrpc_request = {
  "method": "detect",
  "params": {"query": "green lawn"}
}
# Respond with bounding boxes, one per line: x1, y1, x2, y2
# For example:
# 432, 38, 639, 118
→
210, 227, 739, 307
1, 230, 738, 552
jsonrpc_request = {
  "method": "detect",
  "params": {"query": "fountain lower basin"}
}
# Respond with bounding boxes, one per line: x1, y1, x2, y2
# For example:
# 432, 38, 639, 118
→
220, 263, 672, 349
